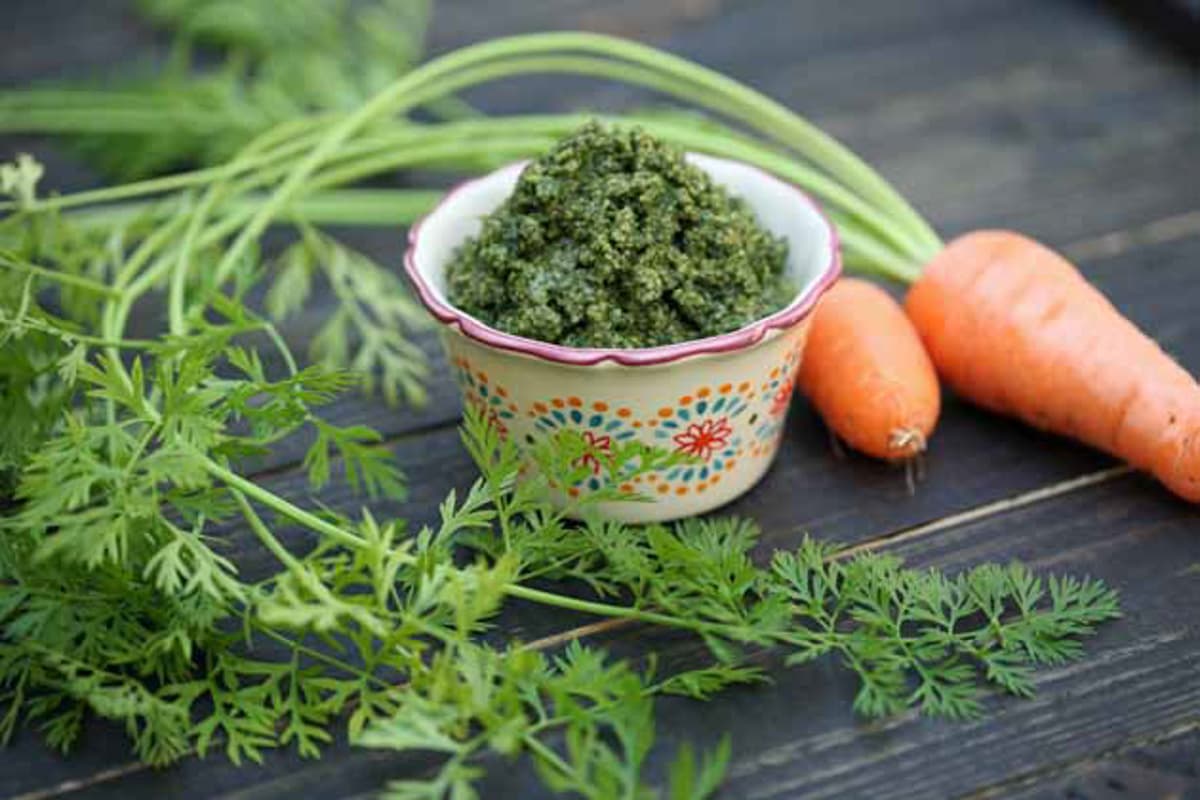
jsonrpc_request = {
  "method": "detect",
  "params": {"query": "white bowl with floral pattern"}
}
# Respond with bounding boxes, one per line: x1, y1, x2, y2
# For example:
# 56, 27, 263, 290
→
404, 153, 841, 522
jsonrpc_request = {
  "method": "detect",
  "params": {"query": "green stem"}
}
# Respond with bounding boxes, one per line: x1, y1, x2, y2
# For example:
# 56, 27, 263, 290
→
100, 210, 193, 408
204, 458, 366, 552
58, 188, 441, 230
0, 115, 335, 215
304, 34, 940, 259
14, 33, 945, 311
252, 623, 393, 690
270, 188, 441, 226
523, 733, 588, 789
166, 111, 338, 335
545, 32, 942, 254
231, 489, 313, 576
303, 137, 555, 194
0, 313, 160, 349
0, 109, 249, 134
828, 215, 923, 283
168, 189, 219, 335
260, 321, 299, 377
504, 584, 733, 640
0, 255, 123, 297
386, 53, 931, 263
206, 42, 552, 285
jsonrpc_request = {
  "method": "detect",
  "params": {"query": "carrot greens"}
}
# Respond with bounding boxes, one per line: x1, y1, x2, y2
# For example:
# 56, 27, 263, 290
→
0, 26, 1120, 799
0, 0, 441, 180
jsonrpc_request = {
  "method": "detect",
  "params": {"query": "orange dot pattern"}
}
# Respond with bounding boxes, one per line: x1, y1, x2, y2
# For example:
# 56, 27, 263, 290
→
750, 337, 807, 458
448, 328, 808, 502
449, 355, 515, 439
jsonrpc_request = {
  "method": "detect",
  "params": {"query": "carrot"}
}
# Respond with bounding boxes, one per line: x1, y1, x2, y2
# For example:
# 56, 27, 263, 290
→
906, 229, 1200, 502
798, 278, 940, 461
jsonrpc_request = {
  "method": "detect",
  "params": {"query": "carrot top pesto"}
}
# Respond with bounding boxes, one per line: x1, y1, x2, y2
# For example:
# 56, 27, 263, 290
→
444, 121, 792, 349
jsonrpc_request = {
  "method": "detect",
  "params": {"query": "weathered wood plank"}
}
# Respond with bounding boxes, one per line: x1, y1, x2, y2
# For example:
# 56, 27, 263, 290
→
996, 726, 1200, 799
416, 474, 1200, 800
704, 478, 1200, 800
0, 0, 148, 85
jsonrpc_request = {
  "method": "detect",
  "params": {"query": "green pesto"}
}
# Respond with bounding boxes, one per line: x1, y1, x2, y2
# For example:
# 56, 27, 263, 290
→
444, 121, 792, 349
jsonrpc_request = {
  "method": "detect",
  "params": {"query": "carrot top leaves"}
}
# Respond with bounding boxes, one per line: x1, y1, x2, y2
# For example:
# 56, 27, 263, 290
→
0, 288, 1121, 794
463, 414, 1120, 723
0, 0, 438, 180
772, 548, 1120, 718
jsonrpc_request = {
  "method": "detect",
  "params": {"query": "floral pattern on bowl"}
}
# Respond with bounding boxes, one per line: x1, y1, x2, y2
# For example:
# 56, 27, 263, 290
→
527, 397, 638, 493
749, 340, 805, 457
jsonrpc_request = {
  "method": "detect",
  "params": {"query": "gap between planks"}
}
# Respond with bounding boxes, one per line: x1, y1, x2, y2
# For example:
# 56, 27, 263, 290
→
8, 763, 149, 800
1061, 209, 1200, 264
833, 465, 1132, 561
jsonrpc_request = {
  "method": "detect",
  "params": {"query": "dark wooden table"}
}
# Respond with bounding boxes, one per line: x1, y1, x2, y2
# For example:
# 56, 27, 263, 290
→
4, 1, 1200, 798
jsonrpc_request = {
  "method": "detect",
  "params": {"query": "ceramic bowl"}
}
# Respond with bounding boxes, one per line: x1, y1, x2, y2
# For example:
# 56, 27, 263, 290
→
404, 153, 841, 522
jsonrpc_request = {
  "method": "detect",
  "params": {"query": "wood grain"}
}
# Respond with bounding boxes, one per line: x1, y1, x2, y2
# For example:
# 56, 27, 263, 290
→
2, 0, 1200, 798
995, 725, 1200, 799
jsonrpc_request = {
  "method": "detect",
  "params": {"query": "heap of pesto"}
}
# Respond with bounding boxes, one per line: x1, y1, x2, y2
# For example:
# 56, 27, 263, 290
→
444, 122, 792, 349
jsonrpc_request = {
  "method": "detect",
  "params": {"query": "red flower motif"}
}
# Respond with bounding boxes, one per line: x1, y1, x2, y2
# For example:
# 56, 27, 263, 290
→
576, 430, 612, 475
673, 417, 732, 461
770, 379, 794, 416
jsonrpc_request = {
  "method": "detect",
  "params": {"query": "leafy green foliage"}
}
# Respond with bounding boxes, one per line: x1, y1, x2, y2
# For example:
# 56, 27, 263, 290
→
0, 217, 737, 796
360, 641, 731, 800
460, 414, 1121, 723
769, 545, 1122, 718
0, 188, 424, 764
277, 229, 431, 407
0, 0, 436, 180
0, 156, 430, 407
667, 736, 731, 800
0, 265, 76, 486
0, 235, 1123, 799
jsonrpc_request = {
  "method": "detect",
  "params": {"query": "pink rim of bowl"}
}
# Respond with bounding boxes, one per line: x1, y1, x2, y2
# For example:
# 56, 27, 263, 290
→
403, 155, 843, 367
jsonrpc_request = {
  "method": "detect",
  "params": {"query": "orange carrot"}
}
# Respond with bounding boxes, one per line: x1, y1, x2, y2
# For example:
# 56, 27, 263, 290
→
906, 230, 1200, 502
799, 278, 940, 461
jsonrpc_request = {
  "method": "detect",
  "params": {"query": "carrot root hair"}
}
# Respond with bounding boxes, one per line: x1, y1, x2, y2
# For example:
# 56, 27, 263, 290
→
889, 427, 926, 457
